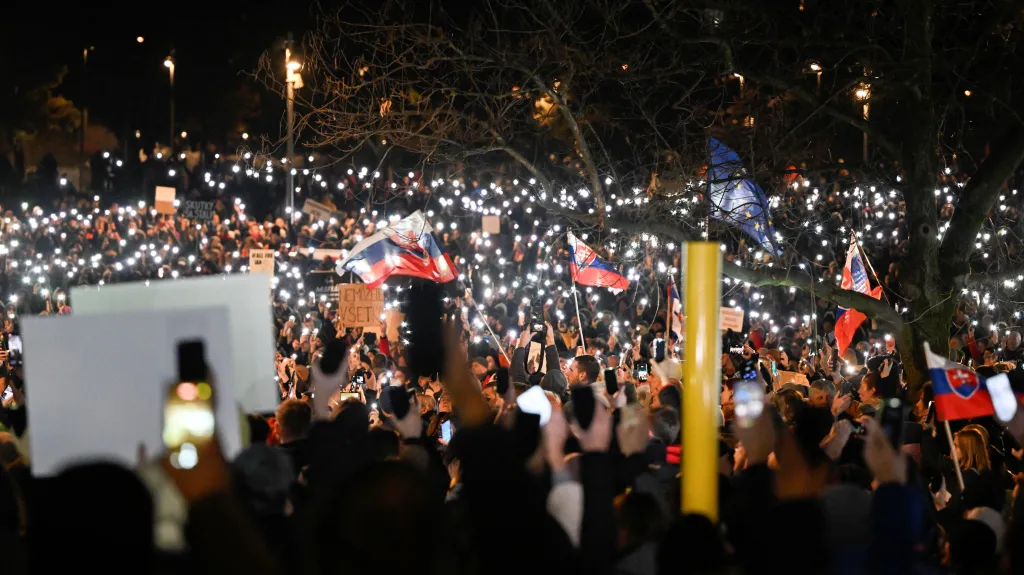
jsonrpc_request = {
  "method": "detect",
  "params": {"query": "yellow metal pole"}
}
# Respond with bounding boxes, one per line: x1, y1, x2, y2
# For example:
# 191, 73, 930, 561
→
681, 242, 722, 520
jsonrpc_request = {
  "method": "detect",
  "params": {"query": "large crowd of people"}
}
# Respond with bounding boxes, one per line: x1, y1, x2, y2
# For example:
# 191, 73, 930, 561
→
1, 149, 1024, 573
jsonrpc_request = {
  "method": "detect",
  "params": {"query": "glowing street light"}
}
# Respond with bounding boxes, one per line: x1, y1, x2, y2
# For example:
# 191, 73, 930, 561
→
164, 55, 176, 150
855, 83, 871, 163
137, 36, 145, 43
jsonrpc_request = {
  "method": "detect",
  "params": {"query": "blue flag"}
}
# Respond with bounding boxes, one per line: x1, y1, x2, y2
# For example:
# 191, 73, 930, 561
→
707, 138, 779, 255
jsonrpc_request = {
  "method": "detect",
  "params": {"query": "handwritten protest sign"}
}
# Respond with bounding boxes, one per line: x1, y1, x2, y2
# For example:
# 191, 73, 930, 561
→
773, 370, 810, 391
720, 307, 745, 332
306, 271, 341, 303
249, 249, 275, 276
337, 284, 385, 327
182, 200, 215, 221
155, 186, 177, 215
302, 199, 333, 222
310, 248, 344, 261
482, 215, 500, 235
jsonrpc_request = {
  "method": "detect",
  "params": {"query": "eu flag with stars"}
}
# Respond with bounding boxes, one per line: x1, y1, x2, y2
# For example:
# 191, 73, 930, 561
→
707, 138, 779, 255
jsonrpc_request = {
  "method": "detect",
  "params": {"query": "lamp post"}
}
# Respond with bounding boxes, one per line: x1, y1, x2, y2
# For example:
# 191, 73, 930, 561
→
164, 55, 175, 152
855, 83, 871, 164
809, 62, 822, 94
81, 46, 93, 189
284, 34, 303, 214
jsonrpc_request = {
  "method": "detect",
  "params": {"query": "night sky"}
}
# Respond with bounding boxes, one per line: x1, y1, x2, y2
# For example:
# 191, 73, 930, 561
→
5, 1, 319, 150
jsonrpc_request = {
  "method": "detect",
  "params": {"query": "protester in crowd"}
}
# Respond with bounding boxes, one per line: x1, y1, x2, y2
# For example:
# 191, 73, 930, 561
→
5, 149, 1024, 575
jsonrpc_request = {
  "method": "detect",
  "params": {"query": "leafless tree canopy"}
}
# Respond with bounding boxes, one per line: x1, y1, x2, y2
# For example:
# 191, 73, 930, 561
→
264, 0, 1024, 391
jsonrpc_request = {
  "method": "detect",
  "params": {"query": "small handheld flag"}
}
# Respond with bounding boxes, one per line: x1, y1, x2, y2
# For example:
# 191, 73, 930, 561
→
566, 232, 630, 291
924, 342, 995, 421
834, 241, 882, 356
337, 211, 458, 288
667, 277, 684, 341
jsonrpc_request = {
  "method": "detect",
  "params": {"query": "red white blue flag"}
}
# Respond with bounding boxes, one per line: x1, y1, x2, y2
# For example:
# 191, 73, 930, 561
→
924, 342, 994, 421
337, 211, 457, 288
667, 277, 684, 341
567, 232, 630, 291
834, 240, 882, 356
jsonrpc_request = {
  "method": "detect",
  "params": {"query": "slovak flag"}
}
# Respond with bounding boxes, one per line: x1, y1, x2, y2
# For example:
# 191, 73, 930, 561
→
567, 231, 630, 291
834, 241, 882, 356
924, 342, 994, 421
667, 277, 684, 341
337, 211, 458, 288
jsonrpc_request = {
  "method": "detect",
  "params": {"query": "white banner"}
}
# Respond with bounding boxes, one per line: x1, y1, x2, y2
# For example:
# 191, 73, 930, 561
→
249, 249, 275, 275
302, 199, 333, 222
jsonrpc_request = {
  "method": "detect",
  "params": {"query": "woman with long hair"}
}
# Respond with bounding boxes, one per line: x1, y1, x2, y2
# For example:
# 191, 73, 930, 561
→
953, 426, 1004, 512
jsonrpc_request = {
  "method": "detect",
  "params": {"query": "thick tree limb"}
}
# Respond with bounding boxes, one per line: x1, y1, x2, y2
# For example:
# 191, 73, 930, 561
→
940, 125, 1024, 266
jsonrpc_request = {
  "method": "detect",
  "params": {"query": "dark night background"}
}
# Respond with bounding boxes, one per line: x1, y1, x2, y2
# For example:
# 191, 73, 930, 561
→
2, 1, 320, 154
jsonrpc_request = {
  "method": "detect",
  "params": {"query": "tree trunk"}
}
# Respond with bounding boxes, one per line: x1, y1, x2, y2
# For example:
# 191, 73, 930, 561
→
898, 296, 955, 405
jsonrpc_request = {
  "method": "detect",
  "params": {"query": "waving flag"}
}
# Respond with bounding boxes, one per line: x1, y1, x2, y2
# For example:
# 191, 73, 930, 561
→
924, 342, 995, 421
834, 241, 882, 356
667, 277, 684, 341
567, 232, 630, 291
337, 211, 457, 288
707, 138, 779, 255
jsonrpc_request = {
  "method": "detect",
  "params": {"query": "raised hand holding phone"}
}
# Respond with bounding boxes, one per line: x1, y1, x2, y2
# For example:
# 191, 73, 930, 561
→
570, 388, 612, 452
160, 340, 231, 503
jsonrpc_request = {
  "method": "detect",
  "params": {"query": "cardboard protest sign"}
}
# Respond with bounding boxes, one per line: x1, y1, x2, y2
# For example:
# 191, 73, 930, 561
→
310, 248, 344, 261
773, 370, 810, 391
306, 271, 341, 303
22, 307, 240, 476
720, 307, 745, 332
482, 215, 500, 235
70, 275, 277, 413
155, 186, 177, 215
182, 200, 215, 222
337, 284, 384, 327
249, 249, 275, 276
302, 199, 333, 222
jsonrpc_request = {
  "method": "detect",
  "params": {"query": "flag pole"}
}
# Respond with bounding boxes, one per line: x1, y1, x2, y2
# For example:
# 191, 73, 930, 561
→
943, 420, 966, 491
460, 282, 511, 364
571, 273, 588, 355
850, 231, 889, 305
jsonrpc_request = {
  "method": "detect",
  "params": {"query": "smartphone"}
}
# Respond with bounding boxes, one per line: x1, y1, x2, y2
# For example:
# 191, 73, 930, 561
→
729, 347, 744, 354
987, 373, 1017, 423
163, 341, 213, 469
653, 338, 666, 362
571, 386, 596, 430
770, 360, 779, 378
496, 367, 510, 396
7, 335, 22, 367
382, 385, 412, 419
337, 392, 360, 403
604, 368, 618, 396
1, 385, 11, 402
441, 419, 454, 442
880, 396, 907, 448
740, 356, 759, 380
733, 381, 764, 428
636, 363, 649, 382
517, 385, 552, 425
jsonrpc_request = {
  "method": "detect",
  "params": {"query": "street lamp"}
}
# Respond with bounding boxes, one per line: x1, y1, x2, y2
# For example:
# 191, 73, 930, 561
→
855, 83, 871, 163
808, 62, 822, 93
164, 55, 175, 151
284, 35, 303, 214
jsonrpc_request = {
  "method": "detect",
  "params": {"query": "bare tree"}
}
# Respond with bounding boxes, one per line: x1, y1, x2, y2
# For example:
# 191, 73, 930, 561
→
282, 0, 1024, 395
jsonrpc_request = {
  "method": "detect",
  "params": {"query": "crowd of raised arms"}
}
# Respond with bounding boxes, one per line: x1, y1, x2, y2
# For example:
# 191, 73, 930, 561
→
2, 151, 1024, 574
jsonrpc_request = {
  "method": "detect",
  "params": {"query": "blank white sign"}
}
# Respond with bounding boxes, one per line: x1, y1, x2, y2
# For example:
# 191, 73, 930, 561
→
22, 308, 240, 476
70, 275, 277, 413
